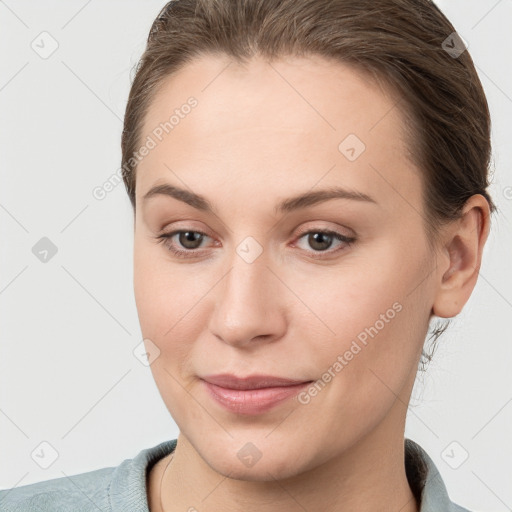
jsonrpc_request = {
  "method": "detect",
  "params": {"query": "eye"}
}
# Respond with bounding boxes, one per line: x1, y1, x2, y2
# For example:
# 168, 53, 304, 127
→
293, 229, 356, 258
155, 229, 213, 259
154, 227, 356, 260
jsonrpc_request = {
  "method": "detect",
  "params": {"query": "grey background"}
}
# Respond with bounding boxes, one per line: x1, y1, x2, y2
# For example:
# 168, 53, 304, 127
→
1, 1, 511, 509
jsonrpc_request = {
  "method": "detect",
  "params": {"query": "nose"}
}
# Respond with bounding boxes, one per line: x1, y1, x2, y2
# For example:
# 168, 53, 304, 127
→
207, 251, 287, 349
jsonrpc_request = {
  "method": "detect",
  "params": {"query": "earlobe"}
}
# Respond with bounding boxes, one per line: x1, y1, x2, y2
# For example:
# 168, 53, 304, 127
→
431, 195, 491, 319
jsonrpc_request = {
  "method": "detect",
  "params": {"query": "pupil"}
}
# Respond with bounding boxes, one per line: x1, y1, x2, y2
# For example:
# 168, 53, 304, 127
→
180, 231, 202, 249
309, 232, 332, 251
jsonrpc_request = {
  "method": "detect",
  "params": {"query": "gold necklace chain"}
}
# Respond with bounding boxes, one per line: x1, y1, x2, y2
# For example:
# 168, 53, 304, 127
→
158, 452, 175, 512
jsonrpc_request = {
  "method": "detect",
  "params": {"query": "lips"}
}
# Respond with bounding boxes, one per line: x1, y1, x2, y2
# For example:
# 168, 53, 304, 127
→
202, 373, 310, 389
201, 374, 313, 415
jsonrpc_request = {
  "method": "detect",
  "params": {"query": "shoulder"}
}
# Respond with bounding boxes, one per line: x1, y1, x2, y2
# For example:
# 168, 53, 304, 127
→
404, 438, 478, 512
0, 466, 115, 511
0, 439, 177, 512
450, 504, 475, 512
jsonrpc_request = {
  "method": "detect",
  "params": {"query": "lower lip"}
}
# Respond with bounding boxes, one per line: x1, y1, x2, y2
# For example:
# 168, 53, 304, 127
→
202, 380, 312, 415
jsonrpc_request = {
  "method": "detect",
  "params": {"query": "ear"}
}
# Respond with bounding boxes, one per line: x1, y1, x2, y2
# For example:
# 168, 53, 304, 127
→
432, 194, 491, 319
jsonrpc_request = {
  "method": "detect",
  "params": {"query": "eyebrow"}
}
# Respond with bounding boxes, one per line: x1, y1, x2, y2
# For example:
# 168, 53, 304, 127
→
142, 183, 377, 215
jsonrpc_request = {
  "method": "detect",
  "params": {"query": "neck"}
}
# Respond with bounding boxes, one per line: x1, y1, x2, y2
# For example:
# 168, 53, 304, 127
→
151, 407, 419, 512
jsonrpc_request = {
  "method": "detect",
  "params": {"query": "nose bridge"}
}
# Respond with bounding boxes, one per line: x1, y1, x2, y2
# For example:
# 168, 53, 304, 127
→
223, 245, 272, 319
209, 243, 283, 347
223, 231, 273, 304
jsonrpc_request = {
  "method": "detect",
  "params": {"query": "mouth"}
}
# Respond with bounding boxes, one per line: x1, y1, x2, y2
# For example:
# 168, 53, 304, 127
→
200, 374, 314, 415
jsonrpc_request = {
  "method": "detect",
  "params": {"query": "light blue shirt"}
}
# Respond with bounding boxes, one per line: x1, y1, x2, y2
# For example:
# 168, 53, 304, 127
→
0, 438, 472, 511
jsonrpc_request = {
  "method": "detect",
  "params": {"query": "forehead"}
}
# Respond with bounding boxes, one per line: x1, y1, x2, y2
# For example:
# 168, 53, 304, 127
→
136, 53, 421, 216
141, 53, 404, 142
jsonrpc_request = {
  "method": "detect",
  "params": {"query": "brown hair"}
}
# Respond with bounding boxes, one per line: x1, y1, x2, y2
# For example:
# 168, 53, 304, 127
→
121, 0, 496, 368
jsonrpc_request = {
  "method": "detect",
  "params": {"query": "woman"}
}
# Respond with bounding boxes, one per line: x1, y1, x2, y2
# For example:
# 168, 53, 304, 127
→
0, 0, 496, 510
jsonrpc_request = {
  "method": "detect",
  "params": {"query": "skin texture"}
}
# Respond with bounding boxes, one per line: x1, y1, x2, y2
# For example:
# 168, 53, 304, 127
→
133, 54, 490, 512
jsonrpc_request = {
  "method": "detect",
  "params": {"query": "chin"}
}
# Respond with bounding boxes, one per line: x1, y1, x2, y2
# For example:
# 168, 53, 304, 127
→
212, 455, 305, 482
193, 435, 312, 482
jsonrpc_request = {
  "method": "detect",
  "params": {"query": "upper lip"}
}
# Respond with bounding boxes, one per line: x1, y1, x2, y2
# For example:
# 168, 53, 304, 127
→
201, 374, 312, 390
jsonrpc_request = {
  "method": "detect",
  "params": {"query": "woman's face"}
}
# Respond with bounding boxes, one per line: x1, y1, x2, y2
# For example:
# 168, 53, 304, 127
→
133, 54, 439, 479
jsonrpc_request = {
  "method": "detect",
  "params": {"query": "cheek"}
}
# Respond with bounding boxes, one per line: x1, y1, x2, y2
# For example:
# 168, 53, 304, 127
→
286, 264, 428, 455
134, 238, 188, 332
134, 240, 181, 368
133, 241, 160, 336
133, 239, 213, 377
284, 251, 403, 346
133, 243, 202, 422
290, 237, 430, 386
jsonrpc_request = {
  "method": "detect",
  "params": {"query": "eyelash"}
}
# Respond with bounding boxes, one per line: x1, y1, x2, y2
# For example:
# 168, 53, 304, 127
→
154, 228, 356, 260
